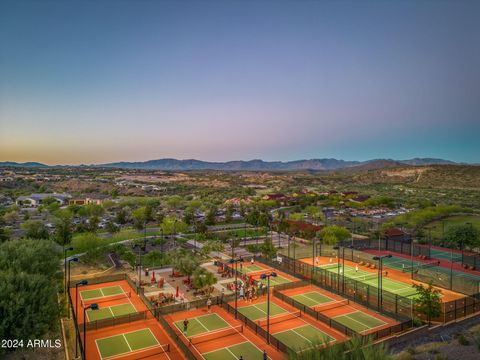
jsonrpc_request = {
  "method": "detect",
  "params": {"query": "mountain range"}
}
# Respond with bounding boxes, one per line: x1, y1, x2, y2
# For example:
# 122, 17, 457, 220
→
0, 158, 458, 171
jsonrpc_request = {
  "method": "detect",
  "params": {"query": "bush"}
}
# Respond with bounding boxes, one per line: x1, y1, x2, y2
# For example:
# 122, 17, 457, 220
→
457, 333, 470, 346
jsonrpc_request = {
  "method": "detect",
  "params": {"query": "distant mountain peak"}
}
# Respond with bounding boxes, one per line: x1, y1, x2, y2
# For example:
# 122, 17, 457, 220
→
0, 157, 460, 171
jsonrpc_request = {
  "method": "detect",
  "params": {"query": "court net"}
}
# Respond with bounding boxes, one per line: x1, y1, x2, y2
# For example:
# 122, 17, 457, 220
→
81, 291, 131, 308
188, 325, 243, 345
402, 261, 439, 273
349, 273, 378, 282
247, 268, 275, 277
257, 310, 301, 327
314, 299, 349, 312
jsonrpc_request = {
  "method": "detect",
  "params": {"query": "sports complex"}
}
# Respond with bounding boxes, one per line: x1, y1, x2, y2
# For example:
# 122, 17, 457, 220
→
67, 236, 480, 360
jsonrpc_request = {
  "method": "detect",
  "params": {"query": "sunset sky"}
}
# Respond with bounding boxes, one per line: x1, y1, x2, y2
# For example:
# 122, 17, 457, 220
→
0, 0, 479, 165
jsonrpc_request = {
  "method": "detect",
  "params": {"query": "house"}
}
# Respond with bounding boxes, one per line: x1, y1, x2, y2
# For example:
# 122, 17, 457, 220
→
68, 194, 110, 206
0, 196, 13, 206
384, 228, 410, 243
16, 193, 71, 207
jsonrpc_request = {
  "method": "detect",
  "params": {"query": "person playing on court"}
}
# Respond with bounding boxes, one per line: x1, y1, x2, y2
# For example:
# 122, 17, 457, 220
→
355, 264, 359, 272
329, 257, 333, 263
206, 297, 212, 313
251, 257, 254, 265
183, 318, 189, 335
263, 350, 268, 360
315, 256, 319, 265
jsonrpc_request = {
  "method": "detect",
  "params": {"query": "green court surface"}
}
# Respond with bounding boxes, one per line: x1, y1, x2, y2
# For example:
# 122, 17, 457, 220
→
318, 264, 417, 298
174, 313, 229, 337
86, 302, 137, 322
273, 324, 334, 352
333, 311, 387, 333
291, 291, 334, 308
238, 302, 288, 321
80, 285, 125, 301
383, 253, 480, 282
238, 264, 267, 274
258, 275, 292, 286
203, 341, 268, 360
430, 248, 463, 262
96, 328, 164, 359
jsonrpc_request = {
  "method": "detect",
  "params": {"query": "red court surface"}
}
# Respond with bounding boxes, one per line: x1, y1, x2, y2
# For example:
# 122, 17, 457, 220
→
84, 317, 184, 360
69, 280, 147, 324
227, 293, 348, 343
165, 305, 286, 360
70, 280, 184, 360
279, 285, 399, 336
224, 261, 299, 285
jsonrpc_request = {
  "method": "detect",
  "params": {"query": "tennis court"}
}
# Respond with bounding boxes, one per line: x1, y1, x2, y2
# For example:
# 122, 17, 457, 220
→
173, 312, 272, 359
95, 328, 170, 360
238, 300, 337, 352
273, 324, 335, 352
333, 310, 387, 333
86, 301, 137, 322
430, 247, 463, 262
173, 313, 231, 337
238, 301, 290, 321
80, 285, 130, 306
202, 341, 267, 360
257, 274, 292, 286
290, 291, 335, 308
318, 263, 417, 298
238, 263, 269, 274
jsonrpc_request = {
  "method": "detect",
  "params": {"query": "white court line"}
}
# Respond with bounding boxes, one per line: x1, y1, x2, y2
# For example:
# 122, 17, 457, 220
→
122, 334, 133, 352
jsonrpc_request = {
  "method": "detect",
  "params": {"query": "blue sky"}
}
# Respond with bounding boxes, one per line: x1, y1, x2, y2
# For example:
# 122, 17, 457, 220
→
0, 0, 479, 164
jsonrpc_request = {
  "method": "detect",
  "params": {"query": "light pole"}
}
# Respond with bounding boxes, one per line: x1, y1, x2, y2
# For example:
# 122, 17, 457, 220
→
173, 219, 177, 248
231, 234, 237, 260
333, 246, 341, 292
260, 272, 277, 344
293, 234, 296, 274
75, 280, 88, 358
311, 237, 316, 282
67, 257, 79, 319
83, 303, 99, 360
229, 258, 241, 319
373, 255, 392, 310
64, 247, 73, 293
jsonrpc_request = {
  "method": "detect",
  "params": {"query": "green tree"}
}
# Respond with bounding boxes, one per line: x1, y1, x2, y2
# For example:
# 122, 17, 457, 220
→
161, 215, 187, 235
192, 267, 217, 296
260, 238, 277, 260
105, 220, 120, 234
412, 282, 442, 326
21, 220, 49, 240
115, 207, 129, 225
183, 207, 195, 225
132, 207, 148, 231
53, 209, 73, 246
443, 224, 480, 249
225, 204, 234, 223
0, 217, 9, 243
174, 256, 199, 282
87, 215, 100, 233
205, 206, 217, 225
0, 239, 60, 350
319, 225, 351, 245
